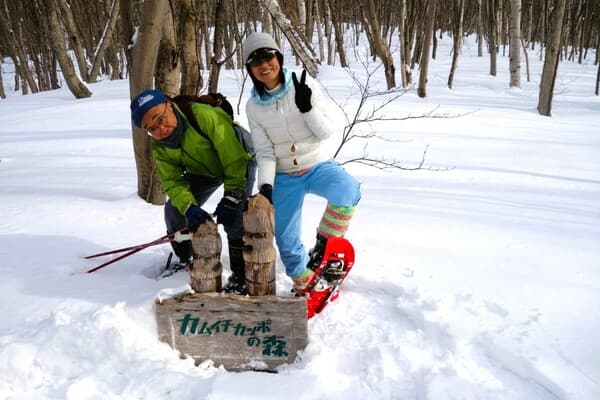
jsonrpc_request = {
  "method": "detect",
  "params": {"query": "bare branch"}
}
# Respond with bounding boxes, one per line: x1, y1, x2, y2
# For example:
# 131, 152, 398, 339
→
326, 56, 470, 171
339, 145, 454, 172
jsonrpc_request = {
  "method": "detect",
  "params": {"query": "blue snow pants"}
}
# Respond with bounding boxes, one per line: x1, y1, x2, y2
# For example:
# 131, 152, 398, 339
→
272, 160, 361, 278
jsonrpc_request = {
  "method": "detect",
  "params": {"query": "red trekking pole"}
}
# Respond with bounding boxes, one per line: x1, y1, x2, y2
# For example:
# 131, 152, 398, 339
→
85, 228, 189, 273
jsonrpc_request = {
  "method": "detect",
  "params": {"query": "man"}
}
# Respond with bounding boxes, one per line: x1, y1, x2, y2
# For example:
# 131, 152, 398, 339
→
130, 89, 256, 293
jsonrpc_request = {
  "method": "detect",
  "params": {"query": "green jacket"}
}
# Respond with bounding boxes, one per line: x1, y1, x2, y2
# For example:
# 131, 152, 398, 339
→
152, 103, 250, 215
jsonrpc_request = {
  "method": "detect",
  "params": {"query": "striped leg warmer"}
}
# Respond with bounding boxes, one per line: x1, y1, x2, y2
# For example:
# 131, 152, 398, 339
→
317, 204, 356, 238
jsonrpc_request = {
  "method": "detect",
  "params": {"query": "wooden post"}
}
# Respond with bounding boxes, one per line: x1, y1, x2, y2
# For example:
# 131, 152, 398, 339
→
243, 195, 276, 296
188, 220, 222, 292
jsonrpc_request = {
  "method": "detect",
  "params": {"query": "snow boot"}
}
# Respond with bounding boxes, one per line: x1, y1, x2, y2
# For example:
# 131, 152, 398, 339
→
307, 233, 328, 271
222, 245, 248, 295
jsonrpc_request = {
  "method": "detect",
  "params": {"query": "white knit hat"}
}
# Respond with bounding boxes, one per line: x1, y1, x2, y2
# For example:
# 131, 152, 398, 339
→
242, 32, 281, 63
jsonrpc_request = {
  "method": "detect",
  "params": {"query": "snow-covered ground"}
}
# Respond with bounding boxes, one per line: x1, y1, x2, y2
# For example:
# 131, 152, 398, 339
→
1, 35, 599, 399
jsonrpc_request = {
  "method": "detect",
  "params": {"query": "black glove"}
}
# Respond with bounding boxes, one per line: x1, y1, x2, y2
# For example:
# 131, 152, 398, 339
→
185, 205, 212, 232
292, 70, 312, 113
215, 190, 243, 226
259, 184, 273, 204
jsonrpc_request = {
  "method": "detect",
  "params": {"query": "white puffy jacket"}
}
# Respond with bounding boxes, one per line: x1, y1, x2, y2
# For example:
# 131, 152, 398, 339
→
246, 69, 343, 187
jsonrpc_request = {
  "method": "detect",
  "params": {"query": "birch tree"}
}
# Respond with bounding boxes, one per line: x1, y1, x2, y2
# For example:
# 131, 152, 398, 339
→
45, 0, 91, 99
509, 0, 521, 88
0, 63, 5, 99
362, 0, 396, 89
537, 0, 567, 116
488, 0, 498, 76
129, 0, 169, 204
398, 0, 408, 87
0, 2, 39, 94
260, 0, 320, 77
447, 0, 465, 89
418, 0, 437, 98
179, 0, 202, 95
88, 0, 121, 83
56, 0, 89, 82
208, 0, 227, 92
154, 4, 179, 96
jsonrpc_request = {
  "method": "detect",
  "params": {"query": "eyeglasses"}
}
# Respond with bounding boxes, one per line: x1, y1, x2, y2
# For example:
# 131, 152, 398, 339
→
145, 102, 168, 136
246, 49, 278, 67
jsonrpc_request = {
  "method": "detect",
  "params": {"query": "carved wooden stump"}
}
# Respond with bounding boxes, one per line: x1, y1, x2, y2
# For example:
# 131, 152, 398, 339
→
188, 219, 222, 292
243, 195, 276, 296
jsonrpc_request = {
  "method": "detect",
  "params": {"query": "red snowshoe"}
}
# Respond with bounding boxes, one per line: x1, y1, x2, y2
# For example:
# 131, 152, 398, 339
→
296, 237, 355, 319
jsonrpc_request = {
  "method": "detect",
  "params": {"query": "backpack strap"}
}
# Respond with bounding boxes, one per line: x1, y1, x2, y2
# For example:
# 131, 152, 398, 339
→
169, 95, 211, 142
169, 94, 253, 156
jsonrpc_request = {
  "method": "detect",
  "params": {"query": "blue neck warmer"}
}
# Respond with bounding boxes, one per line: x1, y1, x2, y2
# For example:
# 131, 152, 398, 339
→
157, 110, 186, 149
251, 68, 292, 105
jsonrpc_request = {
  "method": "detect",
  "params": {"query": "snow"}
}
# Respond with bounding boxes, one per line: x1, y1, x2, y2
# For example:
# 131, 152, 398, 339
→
1, 35, 599, 399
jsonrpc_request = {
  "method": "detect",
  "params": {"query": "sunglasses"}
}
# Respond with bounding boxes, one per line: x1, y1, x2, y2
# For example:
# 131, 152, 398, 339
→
246, 49, 278, 67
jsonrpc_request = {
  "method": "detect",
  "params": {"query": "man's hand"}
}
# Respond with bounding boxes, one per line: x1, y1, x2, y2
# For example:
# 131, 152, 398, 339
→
185, 205, 212, 232
215, 190, 243, 226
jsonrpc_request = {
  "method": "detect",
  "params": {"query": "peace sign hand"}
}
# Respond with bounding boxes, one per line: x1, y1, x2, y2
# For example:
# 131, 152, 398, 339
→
292, 70, 312, 113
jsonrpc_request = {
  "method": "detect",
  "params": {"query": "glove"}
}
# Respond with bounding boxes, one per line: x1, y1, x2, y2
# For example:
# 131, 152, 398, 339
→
259, 184, 273, 204
215, 190, 243, 226
292, 70, 312, 113
185, 205, 212, 232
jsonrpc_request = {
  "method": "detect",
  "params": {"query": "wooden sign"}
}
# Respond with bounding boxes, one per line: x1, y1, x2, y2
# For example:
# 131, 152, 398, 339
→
155, 292, 308, 371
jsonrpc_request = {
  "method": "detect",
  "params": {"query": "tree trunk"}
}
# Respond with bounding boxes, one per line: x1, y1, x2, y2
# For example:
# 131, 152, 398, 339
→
539, 0, 546, 60
304, 0, 314, 45
521, 38, 530, 82
45, 0, 92, 98
56, 0, 89, 82
418, 0, 437, 98
297, 0, 307, 40
208, 0, 226, 92
88, 0, 121, 83
398, 0, 408, 87
362, 0, 395, 89
477, 0, 484, 57
118, 0, 135, 68
179, 0, 202, 95
155, 4, 179, 96
525, 0, 533, 43
199, 0, 210, 71
129, 0, 168, 204
595, 59, 600, 96
259, 0, 273, 34
324, 0, 335, 65
314, 0, 325, 62
488, 0, 498, 76
0, 5, 39, 94
328, 0, 348, 68
538, 0, 567, 116
260, 0, 320, 77
0, 63, 5, 99
448, 0, 465, 89
509, 0, 521, 88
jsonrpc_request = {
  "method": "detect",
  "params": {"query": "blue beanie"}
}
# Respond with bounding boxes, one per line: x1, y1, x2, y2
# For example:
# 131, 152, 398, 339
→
130, 89, 168, 128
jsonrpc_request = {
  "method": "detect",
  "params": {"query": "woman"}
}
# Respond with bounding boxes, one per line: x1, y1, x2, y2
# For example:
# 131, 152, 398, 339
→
242, 32, 361, 292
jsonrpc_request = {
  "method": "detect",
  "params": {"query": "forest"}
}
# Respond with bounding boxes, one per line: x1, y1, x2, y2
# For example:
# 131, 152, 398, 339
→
1, 0, 598, 203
